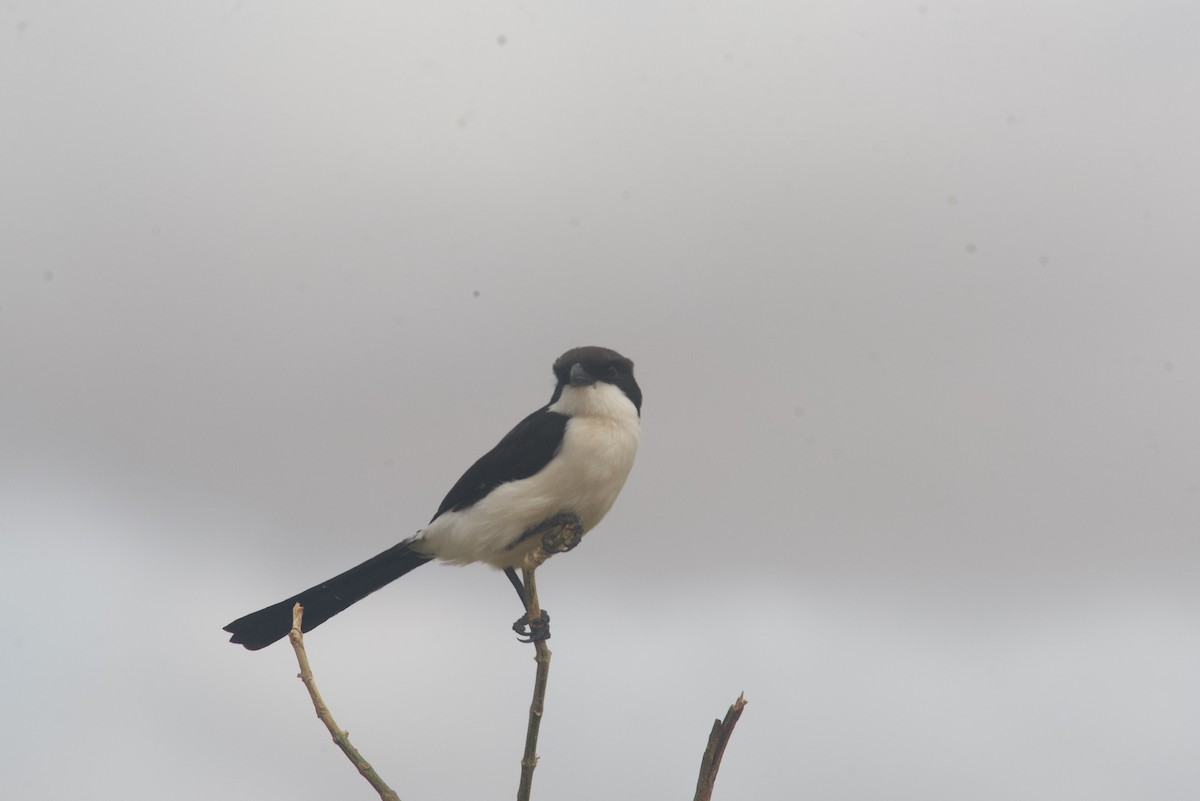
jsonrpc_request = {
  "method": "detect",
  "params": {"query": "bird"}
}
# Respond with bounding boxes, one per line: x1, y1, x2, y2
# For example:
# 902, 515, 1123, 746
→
223, 346, 642, 650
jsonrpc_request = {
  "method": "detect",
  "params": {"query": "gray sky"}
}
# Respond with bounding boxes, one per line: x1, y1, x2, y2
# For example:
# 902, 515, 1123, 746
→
2, 2, 1198, 799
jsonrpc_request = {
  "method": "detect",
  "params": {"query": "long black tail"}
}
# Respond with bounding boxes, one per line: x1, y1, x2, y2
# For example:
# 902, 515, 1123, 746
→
224, 541, 432, 650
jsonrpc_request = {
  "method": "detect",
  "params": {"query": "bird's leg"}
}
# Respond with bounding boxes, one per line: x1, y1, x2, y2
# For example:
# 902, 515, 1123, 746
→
505, 566, 526, 603
506, 566, 550, 638
507, 513, 584, 643
510, 566, 550, 643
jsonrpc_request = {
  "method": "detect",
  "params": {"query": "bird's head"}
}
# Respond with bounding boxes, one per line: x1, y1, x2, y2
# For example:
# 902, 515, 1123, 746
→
549, 346, 642, 417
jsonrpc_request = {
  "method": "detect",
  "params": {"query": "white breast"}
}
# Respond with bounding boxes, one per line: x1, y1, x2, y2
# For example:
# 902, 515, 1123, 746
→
414, 382, 640, 569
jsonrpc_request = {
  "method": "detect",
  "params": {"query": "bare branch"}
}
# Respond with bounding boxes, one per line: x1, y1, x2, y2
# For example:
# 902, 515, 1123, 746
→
516, 513, 583, 801
516, 566, 550, 801
693, 693, 748, 801
288, 603, 402, 801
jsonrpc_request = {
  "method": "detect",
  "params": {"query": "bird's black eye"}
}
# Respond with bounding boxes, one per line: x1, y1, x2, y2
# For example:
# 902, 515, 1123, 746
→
604, 365, 620, 379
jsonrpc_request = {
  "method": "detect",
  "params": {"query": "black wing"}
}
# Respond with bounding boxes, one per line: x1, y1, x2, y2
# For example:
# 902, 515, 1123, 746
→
431, 406, 569, 521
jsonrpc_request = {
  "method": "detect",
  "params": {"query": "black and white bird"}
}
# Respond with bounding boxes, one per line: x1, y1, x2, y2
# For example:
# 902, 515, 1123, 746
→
224, 346, 642, 650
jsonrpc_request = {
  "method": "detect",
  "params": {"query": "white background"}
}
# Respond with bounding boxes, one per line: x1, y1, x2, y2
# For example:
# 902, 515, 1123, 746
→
2, 2, 1197, 799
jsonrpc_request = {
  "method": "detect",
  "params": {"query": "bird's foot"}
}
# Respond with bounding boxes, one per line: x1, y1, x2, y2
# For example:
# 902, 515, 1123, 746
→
512, 610, 551, 643
540, 513, 584, 555
508, 512, 584, 555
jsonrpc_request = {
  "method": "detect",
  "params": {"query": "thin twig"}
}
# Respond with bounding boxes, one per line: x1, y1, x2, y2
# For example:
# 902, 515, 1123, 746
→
515, 514, 584, 801
693, 693, 748, 801
516, 566, 550, 801
288, 603, 402, 801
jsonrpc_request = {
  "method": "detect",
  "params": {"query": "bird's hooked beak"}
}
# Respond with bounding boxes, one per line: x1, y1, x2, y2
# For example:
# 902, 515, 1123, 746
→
569, 363, 596, 387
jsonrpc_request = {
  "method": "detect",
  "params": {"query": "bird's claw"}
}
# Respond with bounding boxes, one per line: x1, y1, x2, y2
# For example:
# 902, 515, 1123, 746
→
512, 610, 551, 643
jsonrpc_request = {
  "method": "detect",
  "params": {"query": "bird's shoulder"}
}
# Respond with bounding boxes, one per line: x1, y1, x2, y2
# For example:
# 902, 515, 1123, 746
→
430, 406, 570, 521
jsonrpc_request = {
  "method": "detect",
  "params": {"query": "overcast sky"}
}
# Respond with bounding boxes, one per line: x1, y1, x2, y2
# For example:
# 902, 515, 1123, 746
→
2, 2, 1198, 799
